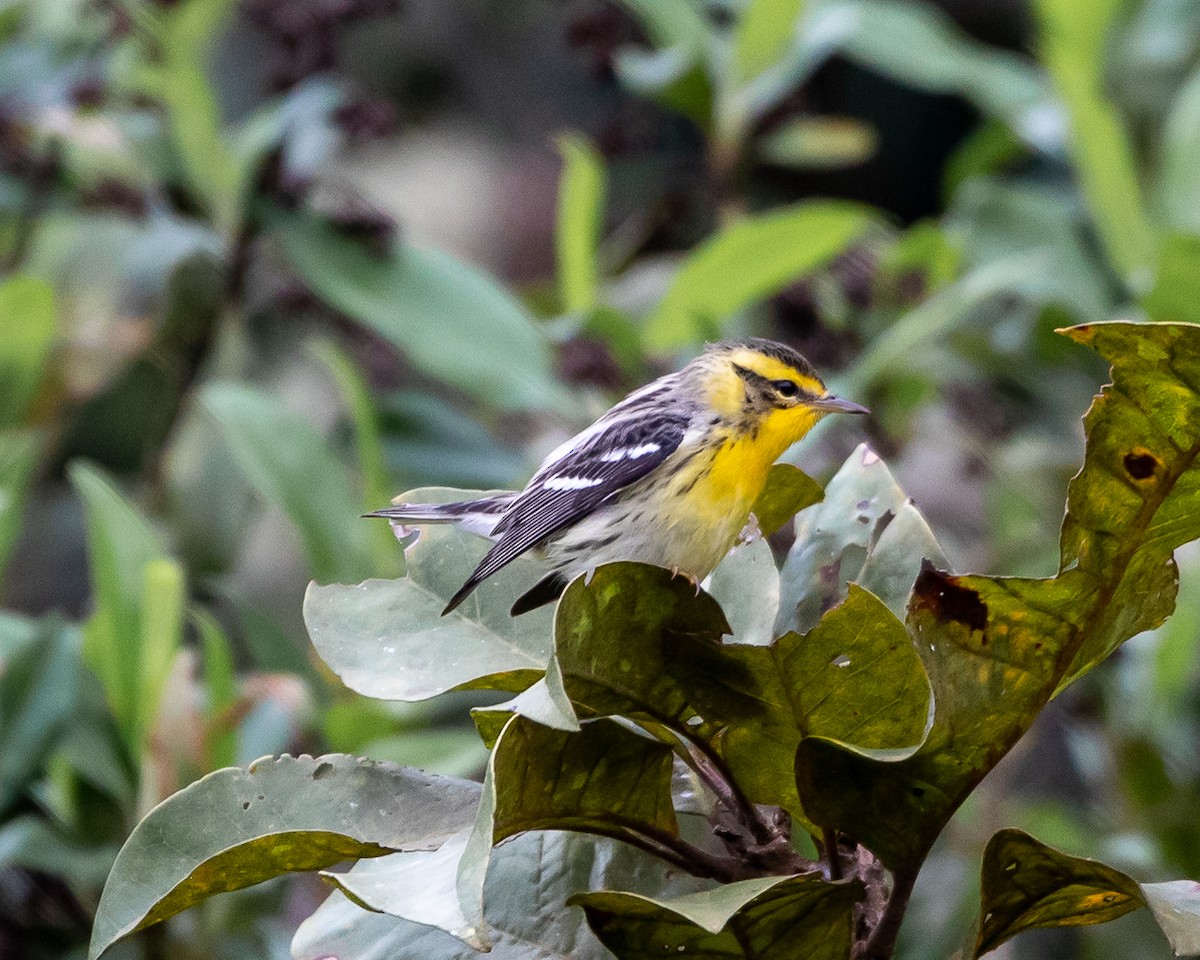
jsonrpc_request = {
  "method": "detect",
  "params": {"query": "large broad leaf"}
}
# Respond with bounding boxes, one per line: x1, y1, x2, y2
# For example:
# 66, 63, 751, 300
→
456, 713, 687, 949
975, 829, 1200, 958
0, 274, 55, 427
294, 830, 713, 960
200, 382, 374, 585
553, 563, 730, 738
0, 430, 40, 589
643, 202, 873, 349
797, 322, 1200, 876
487, 716, 678, 848
304, 493, 553, 700
0, 619, 81, 817
1032, 0, 1156, 284
573, 872, 863, 960
974, 829, 1144, 956
329, 711, 689, 950
553, 563, 928, 833
776, 443, 947, 637
685, 585, 929, 818
556, 136, 605, 314
274, 212, 569, 412
88, 754, 480, 959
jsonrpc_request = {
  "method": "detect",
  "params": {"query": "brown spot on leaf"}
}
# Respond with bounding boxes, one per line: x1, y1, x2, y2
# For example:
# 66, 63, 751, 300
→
912, 560, 988, 633
1123, 448, 1158, 481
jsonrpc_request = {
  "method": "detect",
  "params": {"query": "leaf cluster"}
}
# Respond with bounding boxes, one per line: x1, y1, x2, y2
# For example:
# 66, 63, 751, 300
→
90, 321, 1200, 960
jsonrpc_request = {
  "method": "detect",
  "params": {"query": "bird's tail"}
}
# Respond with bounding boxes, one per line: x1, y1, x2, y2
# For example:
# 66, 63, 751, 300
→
364, 495, 516, 539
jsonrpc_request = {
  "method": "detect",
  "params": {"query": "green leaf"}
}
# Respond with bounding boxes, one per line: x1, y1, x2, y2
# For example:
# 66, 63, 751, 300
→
556, 136, 606, 314
1056, 322, 1200, 683
553, 563, 730, 737
705, 585, 929, 817
309, 339, 404, 578
1143, 233, 1200, 324
1157, 63, 1200, 236
705, 539, 781, 646
88, 754, 481, 959
304, 496, 553, 701
573, 873, 862, 960
844, 248, 1073, 393
358, 729, 489, 779
194, 607, 237, 770
274, 212, 570, 412
795, 569, 1080, 872
137, 558, 184, 756
732, 0, 806, 88
0, 429, 40, 590
798, 322, 1200, 874
755, 115, 878, 169
1141, 881, 1200, 956
326, 833, 476, 942
817, 0, 1055, 149
0, 274, 55, 426
0, 619, 81, 817
457, 712, 687, 950
751, 463, 824, 537
487, 716, 678, 847
643, 202, 874, 349
776, 443, 947, 637
69, 461, 167, 747
975, 829, 1143, 957
0, 815, 119, 889
1033, 0, 1157, 285
128, 0, 240, 231
294, 831, 711, 960
471, 671, 580, 749
200, 381, 374, 585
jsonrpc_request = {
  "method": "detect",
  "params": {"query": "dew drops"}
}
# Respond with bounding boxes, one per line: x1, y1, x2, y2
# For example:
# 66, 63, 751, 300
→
686, 716, 703, 727
831, 654, 851, 668
383, 646, 396, 654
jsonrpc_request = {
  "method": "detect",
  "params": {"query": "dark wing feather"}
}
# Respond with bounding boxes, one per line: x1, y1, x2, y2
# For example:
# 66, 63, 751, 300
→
441, 406, 691, 614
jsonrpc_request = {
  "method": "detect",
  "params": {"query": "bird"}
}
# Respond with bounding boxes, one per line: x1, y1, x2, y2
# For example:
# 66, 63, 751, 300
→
367, 338, 868, 617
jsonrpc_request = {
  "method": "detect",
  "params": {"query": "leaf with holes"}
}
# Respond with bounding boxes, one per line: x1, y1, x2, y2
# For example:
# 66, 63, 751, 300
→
797, 322, 1200, 875
88, 754, 480, 959
776, 443, 947, 637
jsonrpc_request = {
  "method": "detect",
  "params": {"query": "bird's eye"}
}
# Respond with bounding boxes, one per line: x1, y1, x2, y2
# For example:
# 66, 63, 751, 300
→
772, 379, 800, 398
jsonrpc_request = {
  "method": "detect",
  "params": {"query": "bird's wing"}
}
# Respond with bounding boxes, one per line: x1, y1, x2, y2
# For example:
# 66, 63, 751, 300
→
442, 401, 692, 612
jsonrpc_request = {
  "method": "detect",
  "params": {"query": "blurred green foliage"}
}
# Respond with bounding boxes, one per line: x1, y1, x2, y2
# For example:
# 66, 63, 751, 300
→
3, 0, 1200, 958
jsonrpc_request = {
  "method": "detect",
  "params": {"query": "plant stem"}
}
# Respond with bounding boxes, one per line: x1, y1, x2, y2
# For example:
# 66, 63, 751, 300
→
824, 828, 842, 881
862, 866, 919, 960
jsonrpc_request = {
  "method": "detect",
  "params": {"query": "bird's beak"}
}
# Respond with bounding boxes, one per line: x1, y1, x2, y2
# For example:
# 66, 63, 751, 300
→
810, 394, 870, 415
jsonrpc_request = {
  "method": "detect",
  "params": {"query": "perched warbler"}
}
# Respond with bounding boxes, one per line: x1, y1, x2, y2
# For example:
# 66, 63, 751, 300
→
369, 338, 867, 616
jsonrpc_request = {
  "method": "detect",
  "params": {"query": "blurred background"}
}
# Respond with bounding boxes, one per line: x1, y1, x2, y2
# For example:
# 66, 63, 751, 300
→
2, 0, 1199, 957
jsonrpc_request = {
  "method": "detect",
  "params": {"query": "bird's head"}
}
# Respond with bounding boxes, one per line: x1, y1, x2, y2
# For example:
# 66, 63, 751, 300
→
693, 338, 868, 450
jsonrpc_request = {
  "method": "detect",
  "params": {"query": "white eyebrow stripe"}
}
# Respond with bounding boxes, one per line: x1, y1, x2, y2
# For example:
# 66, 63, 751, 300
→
543, 476, 605, 490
